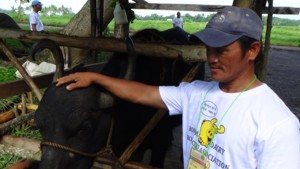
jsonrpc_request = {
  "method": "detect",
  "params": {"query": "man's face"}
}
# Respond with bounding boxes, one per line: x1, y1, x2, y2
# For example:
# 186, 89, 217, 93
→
206, 41, 250, 83
34, 4, 42, 11
37, 4, 42, 10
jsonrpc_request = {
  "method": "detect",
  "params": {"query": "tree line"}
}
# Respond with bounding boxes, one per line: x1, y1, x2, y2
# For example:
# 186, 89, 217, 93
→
0, 5, 74, 22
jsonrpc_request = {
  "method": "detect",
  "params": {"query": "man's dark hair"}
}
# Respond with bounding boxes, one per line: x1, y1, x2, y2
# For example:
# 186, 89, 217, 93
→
238, 36, 263, 75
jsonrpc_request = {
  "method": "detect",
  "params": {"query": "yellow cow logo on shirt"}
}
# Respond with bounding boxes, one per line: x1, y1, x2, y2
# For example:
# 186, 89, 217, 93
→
198, 118, 225, 147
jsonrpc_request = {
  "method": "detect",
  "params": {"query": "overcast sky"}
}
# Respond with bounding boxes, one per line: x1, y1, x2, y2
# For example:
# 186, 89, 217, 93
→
2, 0, 300, 20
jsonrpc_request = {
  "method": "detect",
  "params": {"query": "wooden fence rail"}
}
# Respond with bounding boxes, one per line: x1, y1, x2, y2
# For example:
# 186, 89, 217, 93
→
0, 28, 206, 62
130, 3, 300, 15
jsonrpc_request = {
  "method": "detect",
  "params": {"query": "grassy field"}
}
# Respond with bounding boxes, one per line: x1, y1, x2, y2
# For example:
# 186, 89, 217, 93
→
267, 26, 300, 46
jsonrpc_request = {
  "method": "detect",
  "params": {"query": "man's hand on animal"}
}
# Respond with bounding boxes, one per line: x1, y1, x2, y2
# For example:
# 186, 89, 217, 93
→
56, 72, 96, 90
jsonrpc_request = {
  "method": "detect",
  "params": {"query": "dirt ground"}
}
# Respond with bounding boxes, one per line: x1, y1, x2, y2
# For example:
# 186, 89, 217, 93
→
163, 46, 300, 169
264, 46, 300, 119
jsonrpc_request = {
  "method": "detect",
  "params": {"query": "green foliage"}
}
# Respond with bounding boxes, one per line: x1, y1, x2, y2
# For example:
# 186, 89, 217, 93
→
264, 17, 300, 26
0, 67, 17, 82
139, 14, 166, 21
3, 39, 27, 50
0, 95, 20, 112
0, 67, 20, 112
11, 125, 42, 140
4, 4, 74, 25
0, 154, 21, 169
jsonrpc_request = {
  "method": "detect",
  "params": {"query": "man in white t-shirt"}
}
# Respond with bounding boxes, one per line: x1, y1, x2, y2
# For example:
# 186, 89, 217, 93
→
29, 0, 44, 31
56, 6, 300, 169
173, 12, 183, 29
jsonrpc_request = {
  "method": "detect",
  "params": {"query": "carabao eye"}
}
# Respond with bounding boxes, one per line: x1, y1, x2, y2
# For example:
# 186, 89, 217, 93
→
76, 121, 93, 138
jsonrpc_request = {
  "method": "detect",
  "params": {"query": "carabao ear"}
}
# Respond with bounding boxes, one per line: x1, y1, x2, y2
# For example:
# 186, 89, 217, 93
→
123, 36, 136, 80
97, 36, 136, 109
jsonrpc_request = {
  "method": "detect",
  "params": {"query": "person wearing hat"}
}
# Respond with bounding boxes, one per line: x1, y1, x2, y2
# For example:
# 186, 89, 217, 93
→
56, 6, 300, 169
29, 0, 44, 31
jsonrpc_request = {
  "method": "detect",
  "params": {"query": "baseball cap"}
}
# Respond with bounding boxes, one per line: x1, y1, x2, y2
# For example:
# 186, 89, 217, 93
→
191, 6, 263, 47
31, 0, 42, 6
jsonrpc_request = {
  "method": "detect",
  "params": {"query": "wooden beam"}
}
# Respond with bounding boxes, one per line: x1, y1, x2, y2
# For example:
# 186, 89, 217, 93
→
270, 7, 300, 15
0, 28, 206, 62
0, 73, 53, 99
0, 111, 35, 135
130, 3, 300, 15
130, 3, 224, 12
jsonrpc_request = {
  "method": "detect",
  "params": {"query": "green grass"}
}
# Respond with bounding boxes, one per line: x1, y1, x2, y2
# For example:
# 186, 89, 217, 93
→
41, 15, 74, 27
0, 95, 20, 112
0, 154, 21, 169
16, 14, 73, 27
108, 19, 206, 33
0, 67, 20, 111
268, 26, 300, 46
3, 39, 25, 49
11, 125, 42, 140
0, 67, 17, 82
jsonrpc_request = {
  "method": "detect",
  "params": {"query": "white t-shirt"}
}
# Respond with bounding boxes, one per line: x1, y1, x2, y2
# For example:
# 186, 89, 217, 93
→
29, 11, 44, 31
173, 17, 183, 29
159, 80, 300, 169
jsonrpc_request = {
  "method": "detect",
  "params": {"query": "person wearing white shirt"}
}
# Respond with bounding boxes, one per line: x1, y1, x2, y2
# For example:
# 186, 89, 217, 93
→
173, 12, 184, 29
29, 0, 44, 31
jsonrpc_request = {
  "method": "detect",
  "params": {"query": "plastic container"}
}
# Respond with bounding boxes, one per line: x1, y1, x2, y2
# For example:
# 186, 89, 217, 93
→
113, 2, 128, 24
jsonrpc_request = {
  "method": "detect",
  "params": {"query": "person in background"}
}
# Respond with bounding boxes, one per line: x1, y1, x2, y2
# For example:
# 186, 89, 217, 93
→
29, 0, 44, 31
173, 11, 183, 29
56, 6, 300, 169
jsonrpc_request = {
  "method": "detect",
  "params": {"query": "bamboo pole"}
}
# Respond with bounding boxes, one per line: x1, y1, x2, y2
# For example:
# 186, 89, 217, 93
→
0, 109, 14, 124
0, 112, 35, 136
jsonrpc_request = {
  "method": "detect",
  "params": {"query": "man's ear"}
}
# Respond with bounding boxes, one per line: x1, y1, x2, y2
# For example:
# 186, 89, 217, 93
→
248, 41, 261, 61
